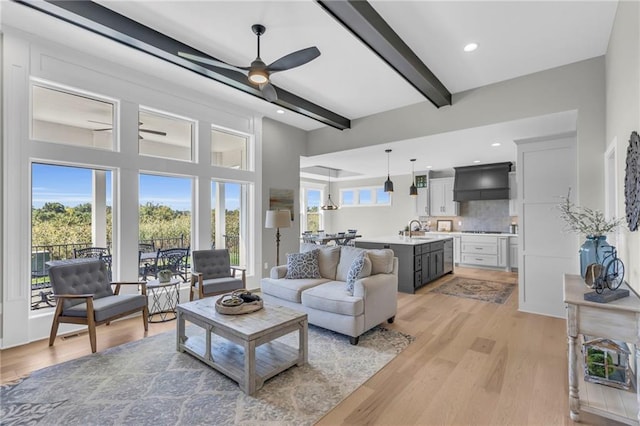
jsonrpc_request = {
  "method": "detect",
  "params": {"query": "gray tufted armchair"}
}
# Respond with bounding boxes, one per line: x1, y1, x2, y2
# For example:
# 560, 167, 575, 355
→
48, 258, 148, 353
190, 249, 246, 301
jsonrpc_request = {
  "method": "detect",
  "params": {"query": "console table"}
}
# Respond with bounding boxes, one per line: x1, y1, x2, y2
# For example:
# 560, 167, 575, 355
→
563, 274, 639, 424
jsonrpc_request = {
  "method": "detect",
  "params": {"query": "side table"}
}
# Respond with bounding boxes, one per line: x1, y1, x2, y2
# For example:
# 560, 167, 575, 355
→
146, 278, 181, 322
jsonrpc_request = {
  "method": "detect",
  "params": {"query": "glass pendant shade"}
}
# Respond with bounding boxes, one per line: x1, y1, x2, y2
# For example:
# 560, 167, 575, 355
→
409, 158, 417, 197
384, 176, 394, 193
410, 183, 418, 197
321, 167, 339, 210
384, 149, 394, 193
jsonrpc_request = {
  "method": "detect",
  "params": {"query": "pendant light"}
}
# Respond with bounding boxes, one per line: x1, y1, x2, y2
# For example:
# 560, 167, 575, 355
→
321, 167, 339, 211
384, 149, 394, 192
409, 158, 418, 197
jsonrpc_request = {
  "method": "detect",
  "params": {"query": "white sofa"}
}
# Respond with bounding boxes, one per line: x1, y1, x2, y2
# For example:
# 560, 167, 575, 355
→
260, 244, 398, 344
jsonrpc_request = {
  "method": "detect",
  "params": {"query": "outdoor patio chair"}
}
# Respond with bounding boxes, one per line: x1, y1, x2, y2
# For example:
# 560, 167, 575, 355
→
138, 242, 156, 279
47, 258, 148, 353
148, 247, 190, 282
190, 249, 245, 301
73, 246, 112, 279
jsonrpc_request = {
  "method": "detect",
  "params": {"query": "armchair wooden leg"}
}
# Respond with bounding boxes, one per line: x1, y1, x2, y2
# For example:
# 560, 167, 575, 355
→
48, 303, 63, 347
142, 305, 149, 331
86, 300, 97, 353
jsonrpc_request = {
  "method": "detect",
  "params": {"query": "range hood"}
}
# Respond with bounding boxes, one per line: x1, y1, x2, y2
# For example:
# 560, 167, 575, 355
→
453, 162, 512, 201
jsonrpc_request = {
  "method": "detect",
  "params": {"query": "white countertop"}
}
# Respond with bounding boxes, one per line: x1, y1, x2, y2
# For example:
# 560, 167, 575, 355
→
424, 231, 519, 237
357, 235, 454, 245
357, 232, 518, 246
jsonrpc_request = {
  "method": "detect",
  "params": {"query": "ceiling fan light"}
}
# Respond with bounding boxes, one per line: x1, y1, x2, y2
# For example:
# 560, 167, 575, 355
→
248, 69, 269, 84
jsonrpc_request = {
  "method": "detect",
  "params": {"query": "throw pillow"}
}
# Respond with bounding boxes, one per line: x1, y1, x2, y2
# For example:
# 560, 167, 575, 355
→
346, 252, 367, 295
304, 245, 341, 280
285, 250, 321, 279
367, 249, 394, 274
336, 246, 368, 281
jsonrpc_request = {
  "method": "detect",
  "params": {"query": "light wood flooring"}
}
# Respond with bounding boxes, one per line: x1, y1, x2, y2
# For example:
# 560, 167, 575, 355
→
0, 267, 624, 425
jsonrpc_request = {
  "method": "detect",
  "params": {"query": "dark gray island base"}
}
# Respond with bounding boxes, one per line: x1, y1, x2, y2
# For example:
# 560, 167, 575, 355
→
356, 237, 453, 294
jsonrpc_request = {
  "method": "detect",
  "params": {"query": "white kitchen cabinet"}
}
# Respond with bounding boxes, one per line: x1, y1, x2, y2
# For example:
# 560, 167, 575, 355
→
429, 178, 459, 216
460, 235, 498, 267
453, 235, 461, 264
416, 187, 428, 215
509, 236, 518, 270
498, 236, 509, 268
509, 171, 518, 216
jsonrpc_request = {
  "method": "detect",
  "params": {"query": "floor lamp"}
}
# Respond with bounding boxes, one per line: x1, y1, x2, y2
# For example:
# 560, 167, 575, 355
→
265, 209, 291, 266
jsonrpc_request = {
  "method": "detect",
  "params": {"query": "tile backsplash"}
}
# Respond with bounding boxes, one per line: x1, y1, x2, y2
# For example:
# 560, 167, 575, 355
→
459, 199, 512, 232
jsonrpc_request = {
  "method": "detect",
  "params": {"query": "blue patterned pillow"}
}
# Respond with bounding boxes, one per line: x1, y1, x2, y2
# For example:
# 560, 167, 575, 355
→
346, 252, 367, 294
285, 250, 321, 279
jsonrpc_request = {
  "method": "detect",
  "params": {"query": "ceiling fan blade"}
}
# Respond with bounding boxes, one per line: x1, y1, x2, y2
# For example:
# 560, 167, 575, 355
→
178, 52, 249, 74
140, 129, 167, 136
259, 82, 278, 102
267, 47, 320, 72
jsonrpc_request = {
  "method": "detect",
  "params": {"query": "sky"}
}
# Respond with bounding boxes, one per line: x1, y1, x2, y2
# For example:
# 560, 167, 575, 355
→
32, 163, 240, 211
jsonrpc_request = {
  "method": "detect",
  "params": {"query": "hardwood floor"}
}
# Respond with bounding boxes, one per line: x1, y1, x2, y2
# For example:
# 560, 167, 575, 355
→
0, 267, 621, 425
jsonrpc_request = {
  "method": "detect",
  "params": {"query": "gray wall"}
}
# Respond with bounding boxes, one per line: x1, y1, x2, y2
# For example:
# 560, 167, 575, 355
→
308, 57, 606, 212
606, 0, 640, 293
261, 118, 307, 276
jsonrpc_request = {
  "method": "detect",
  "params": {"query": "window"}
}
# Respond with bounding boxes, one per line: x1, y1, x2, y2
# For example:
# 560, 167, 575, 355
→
211, 128, 249, 170
341, 190, 355, 206
32, 83, 115, 150
138, 108, 194, 162
31, 163, 112, 310
340, 186, 391, 207
139, 174, 192, 253
304, 188, 321, 232
212, 181, 249, 267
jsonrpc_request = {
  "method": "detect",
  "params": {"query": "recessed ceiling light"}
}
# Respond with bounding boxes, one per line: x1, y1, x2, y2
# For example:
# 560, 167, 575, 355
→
276, 109, 285, 114
473, 160, 481, 163
464, 43, 478, 52
426, 165, 432, 169
491, 142, 501, 147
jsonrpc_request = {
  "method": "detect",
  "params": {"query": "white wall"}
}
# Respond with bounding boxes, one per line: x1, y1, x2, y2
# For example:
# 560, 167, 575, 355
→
322, 174, 418, 238
1, 27, 262, 348
606, 0, 640, 294
261, 118, 307, 276
309, 58, 606, 212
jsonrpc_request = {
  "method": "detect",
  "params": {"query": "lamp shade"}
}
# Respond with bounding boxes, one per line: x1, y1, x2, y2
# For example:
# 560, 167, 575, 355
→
265, 210, 291, 229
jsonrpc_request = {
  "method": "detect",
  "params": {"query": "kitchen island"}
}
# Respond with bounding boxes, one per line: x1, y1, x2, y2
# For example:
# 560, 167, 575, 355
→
355, 236, 454, 294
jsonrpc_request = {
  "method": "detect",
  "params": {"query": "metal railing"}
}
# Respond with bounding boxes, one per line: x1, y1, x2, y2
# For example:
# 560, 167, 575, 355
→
30, 234, 240, 310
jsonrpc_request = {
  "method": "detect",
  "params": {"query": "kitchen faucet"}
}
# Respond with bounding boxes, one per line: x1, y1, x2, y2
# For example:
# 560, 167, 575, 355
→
408, 220, 421, 238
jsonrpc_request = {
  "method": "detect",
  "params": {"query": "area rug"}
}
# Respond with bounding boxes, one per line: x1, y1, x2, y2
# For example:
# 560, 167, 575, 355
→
431, 277, 515, 304
1, 324, 412, 426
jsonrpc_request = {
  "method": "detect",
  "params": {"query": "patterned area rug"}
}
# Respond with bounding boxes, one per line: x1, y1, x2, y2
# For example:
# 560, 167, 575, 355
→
1, 324, 412, 426
432, 277, 516, 304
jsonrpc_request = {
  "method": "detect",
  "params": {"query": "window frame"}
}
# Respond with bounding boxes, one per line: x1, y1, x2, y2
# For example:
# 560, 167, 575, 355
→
339, 186, 391, 207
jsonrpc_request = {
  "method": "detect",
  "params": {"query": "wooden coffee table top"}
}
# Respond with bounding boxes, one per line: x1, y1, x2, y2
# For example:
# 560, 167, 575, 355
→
177, 297, 307, 341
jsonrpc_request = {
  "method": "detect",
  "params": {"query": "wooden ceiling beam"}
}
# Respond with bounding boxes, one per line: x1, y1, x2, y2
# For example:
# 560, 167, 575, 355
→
15, 0, 351, 130
317, 0, 452, 108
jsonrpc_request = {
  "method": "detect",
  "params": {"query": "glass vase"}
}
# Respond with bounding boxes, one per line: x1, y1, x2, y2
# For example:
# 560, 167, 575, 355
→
579, 236, 613, 278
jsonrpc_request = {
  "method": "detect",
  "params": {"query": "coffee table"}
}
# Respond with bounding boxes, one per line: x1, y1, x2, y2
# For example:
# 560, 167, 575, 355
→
176, 298, 308, 395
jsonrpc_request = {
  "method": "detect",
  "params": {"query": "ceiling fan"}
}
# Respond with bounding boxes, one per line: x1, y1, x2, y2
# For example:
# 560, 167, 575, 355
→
178, 24, 321, 102
89, 120, 167, 139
